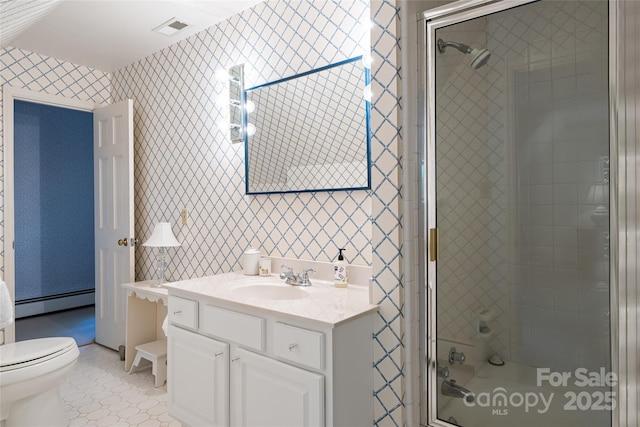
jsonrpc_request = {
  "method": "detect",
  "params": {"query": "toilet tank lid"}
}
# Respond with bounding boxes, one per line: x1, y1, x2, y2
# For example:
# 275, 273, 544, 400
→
0, 337, 77, 368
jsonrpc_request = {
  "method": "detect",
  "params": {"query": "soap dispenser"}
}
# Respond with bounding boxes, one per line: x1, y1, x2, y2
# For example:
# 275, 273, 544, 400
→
334, 248, 348, 288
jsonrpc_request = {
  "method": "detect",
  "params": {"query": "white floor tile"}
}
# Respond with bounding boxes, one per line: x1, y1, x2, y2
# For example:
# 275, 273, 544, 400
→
61, 344, 180, 427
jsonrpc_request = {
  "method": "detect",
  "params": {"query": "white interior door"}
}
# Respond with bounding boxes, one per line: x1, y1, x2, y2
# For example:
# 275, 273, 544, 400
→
94, 99, 134, 350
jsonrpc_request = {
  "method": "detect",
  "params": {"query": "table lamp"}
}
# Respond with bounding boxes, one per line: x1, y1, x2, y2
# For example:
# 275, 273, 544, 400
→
143, 222, 181, 285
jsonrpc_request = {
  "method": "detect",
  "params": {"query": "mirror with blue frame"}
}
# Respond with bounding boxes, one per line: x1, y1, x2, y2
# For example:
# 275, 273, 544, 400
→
244, 56, 371, 194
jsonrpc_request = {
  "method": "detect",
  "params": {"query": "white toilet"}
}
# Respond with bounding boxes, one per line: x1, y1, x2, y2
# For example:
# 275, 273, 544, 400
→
0, 337, 79, 427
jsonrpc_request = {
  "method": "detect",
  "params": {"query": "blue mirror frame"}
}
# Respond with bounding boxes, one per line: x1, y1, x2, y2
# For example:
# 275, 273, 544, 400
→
243, 56, 371, 195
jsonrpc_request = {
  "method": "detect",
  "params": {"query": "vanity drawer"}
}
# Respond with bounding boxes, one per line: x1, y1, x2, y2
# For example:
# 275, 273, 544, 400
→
273, 322, 324, 370
201, 305, 265, 351
168, 296, 198, 329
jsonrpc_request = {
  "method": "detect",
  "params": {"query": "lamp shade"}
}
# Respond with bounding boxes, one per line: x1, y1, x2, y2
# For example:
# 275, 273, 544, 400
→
143, 222, 181, 247
587, 183, 609, 205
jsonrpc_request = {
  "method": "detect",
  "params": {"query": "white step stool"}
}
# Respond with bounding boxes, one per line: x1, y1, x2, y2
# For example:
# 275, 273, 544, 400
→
129, 339, 167, 387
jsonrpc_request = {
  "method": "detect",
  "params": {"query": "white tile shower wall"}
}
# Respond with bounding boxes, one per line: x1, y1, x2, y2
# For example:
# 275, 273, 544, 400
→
111, 0, 405, 425
485, 0, 610, 371
435, 1, 610, 372
0, 47, 112, 273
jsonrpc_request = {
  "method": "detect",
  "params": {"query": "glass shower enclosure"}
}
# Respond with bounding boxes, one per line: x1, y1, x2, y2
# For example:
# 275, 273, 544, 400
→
421, 1, 612, 426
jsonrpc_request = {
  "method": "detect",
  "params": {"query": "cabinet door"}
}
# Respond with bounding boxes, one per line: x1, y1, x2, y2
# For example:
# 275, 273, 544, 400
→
168, 325, 229, 426
231, 347, 324, 427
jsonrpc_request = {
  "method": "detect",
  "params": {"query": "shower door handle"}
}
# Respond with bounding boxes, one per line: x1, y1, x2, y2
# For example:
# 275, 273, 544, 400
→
429, 228, 439, 262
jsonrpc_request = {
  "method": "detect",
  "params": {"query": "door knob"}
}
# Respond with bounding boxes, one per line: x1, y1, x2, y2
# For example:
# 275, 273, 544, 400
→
118, 238, 128, 246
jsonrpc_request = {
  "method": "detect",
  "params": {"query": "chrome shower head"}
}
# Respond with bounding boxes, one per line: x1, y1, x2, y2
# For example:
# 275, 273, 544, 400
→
469, 47, 491, 69
437, 39, 491, 69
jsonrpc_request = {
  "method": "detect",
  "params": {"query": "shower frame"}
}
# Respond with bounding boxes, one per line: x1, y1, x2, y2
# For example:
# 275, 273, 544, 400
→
416, 0, 639, 426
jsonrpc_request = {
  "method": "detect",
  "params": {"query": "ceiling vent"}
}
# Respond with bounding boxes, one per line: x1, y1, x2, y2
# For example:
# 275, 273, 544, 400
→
153, 18, 190, 36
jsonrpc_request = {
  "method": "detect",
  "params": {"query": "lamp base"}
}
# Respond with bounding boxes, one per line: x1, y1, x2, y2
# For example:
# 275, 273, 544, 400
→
591, 206, 609, 228
154, 248, 167, 285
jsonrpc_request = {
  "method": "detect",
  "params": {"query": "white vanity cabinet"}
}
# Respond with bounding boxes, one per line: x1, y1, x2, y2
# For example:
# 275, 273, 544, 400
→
166, 292, 375, 427
231, 347, 324, 426
168, 325, 229, 426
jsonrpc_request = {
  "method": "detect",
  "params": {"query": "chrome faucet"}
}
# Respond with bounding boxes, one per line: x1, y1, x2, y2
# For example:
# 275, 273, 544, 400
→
279, 265, 315, 286
279, 265, 298, 285
441, 379, 474, 403
298, 268, 315, 286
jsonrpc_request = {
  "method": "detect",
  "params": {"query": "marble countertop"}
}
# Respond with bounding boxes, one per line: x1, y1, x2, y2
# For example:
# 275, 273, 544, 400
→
162, 272, 379, 328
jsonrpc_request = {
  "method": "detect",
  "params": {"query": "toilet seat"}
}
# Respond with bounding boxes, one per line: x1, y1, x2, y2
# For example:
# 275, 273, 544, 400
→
0, 337, 77, 372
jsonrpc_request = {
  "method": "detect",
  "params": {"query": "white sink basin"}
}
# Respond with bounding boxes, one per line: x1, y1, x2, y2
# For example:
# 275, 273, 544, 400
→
231, 283, 310, 300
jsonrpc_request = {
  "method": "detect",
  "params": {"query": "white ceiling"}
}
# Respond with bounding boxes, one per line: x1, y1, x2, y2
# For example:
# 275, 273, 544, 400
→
1, 0, 263, 72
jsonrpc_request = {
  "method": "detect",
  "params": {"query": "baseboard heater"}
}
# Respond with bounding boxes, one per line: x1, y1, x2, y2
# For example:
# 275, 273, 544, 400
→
15, 289, 95, 319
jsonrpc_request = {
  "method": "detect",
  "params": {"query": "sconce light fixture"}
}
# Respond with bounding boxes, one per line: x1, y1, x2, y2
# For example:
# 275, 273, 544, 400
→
216, 64, 258, 142
216, 64, 246, 144
143, 222, 181, 286
216, 64, 256, 144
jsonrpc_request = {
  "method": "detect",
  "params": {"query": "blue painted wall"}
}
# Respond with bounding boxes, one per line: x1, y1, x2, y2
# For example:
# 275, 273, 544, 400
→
14, 100, 94, 301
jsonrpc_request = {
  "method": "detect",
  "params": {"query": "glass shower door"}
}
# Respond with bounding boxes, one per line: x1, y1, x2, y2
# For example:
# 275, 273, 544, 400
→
424, 1, 612, 426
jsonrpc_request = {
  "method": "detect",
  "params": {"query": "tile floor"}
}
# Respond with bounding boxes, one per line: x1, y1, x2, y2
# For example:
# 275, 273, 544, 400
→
12, 306, 178, 425
61, 344, 179, 426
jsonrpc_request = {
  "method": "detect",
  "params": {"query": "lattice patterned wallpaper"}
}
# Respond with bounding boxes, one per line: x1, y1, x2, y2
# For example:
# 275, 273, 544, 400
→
1, 0, 405, 424
111, 0, 372, 279
111, 0, 405, 425
369, 0, 404, 425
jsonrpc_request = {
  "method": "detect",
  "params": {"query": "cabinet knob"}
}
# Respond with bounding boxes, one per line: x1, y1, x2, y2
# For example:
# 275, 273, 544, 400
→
231, 357, 240, 363
214, 352, 224, 358
288, 343, 298, 351
173, 310, 182, 315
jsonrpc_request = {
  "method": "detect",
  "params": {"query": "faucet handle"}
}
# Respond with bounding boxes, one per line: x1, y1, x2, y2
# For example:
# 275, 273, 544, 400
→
437, 365, 450, 379
279, 265, 293, 280
448, 347, 466, 365
299, 268, 315, 286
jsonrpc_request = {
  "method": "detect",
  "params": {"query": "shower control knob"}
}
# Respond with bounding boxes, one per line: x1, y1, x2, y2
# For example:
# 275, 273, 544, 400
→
448, 347, 466, 365
437, 366, 450, 379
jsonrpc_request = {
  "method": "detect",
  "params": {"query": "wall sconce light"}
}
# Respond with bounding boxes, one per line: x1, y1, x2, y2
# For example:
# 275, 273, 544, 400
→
216, 64, 258, 143
143, 222, 181, 286
229, 65, 244, 143
217, 64, 244, 143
